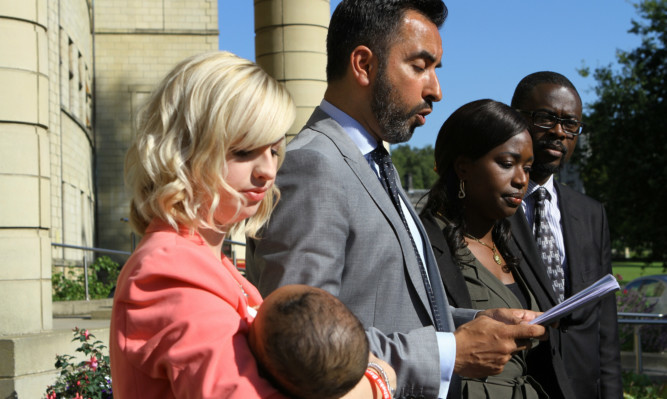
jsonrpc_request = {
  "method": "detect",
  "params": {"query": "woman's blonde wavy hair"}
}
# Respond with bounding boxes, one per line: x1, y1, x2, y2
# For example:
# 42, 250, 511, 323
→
125, 51, 295, 237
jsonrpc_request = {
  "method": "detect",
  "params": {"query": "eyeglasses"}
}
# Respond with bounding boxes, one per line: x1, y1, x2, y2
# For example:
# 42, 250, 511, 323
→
518, 110, 585, 136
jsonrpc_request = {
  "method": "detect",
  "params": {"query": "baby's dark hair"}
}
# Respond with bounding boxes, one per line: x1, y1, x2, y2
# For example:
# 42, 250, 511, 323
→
255, 285, 369, 399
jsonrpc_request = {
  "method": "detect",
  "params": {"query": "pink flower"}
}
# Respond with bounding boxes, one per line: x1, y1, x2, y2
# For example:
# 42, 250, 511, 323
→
47, 391, 56, 399
74, 393, 83, 399
87, 355, 98, 371
83, 329, 90, 340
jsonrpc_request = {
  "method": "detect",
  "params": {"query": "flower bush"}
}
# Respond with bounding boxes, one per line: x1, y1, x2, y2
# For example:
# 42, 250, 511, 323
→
45, 327, 112, 399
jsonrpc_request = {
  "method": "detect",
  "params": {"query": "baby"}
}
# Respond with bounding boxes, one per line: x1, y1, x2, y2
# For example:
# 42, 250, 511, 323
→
248, 285, 371, 399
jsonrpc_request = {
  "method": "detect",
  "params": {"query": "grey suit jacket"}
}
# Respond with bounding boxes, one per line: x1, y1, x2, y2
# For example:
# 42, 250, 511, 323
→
510, 181, 622, 399
247, 108, 477, 398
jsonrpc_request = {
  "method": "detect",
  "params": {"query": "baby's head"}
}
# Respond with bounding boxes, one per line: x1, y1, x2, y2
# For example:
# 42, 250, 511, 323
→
249, 285, 368, 399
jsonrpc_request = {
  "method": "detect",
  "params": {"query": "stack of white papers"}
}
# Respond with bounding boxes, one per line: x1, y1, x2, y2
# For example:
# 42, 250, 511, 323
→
530, 273, 620, 325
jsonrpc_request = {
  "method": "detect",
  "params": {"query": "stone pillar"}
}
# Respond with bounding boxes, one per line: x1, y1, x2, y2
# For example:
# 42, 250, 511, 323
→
0, 0, 54, 396
254, 0, 329, 140
0, 0, 52, 336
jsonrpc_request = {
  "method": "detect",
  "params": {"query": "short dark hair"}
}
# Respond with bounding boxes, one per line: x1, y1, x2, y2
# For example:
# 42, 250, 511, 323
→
327, 0, 448, 81
422, 99, 529, 271
259, 287, 369, 399
510, 71, 581, 109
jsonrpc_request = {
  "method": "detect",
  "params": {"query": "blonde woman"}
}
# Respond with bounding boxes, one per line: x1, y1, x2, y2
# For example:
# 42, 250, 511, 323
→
111, 52, 393, 399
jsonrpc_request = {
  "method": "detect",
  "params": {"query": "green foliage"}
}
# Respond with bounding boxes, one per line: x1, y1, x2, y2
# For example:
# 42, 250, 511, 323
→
391, 144, 437, 190
45, 327, 112, 399
622, 371, 666, 398
613, 262, 666, 284
52, 256, 120, 301
576, 0, 667, 262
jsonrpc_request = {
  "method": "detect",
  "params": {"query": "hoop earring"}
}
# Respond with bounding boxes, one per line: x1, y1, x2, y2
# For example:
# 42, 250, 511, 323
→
458, 180, 466, 199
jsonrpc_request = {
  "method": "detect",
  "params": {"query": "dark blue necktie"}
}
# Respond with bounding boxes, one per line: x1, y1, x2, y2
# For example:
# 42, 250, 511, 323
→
370, 146, 447, 332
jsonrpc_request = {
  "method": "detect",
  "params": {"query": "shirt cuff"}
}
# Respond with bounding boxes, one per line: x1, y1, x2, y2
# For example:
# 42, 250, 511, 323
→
436, 331, 456, 399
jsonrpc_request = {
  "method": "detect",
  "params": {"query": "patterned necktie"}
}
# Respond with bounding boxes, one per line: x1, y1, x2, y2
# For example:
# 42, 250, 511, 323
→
370, 146, 446, 331
533, 187, 565, 303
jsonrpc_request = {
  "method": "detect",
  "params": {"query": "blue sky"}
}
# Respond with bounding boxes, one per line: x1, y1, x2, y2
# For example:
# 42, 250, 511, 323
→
219, 1, 642, 148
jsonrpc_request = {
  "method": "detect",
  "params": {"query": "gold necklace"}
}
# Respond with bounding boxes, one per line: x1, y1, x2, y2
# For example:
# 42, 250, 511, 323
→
464, 233, 502, 265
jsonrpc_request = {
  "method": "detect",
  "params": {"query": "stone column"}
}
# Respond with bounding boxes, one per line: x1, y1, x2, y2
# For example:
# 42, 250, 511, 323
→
0, 0, 52, 337
254, 0, 330, 140
0, 0, 54, 396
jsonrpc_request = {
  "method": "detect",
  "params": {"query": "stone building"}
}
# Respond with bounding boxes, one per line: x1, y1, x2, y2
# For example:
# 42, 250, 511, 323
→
0, 0, 329, 396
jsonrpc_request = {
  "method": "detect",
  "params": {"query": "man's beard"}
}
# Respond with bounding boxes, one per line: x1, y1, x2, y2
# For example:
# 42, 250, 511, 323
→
370, 68, 431, 144
532, 137, 569, 178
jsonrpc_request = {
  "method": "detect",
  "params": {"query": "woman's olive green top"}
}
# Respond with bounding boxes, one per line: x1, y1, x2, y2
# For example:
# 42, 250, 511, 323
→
455, 246, 548, 399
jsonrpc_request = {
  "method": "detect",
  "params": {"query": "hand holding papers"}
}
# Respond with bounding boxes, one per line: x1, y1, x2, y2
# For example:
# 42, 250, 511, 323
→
530, 274, 620, 325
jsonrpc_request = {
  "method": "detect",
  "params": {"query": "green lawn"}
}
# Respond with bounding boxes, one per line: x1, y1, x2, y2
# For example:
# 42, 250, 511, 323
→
612, 261, 665, 285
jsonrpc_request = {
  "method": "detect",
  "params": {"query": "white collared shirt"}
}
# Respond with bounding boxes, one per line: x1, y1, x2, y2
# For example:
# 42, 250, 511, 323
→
319, 99, 455, 399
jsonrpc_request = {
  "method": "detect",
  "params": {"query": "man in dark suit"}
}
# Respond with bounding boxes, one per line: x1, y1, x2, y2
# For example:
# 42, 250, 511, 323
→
246, 1, 547, 398
509, 71, 622, 398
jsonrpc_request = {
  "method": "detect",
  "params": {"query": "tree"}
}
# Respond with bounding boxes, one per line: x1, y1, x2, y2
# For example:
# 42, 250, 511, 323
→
577, 0, 667, 261
391, 144, 437, 190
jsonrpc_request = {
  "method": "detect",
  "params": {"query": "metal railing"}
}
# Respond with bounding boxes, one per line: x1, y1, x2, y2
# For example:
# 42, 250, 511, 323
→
51, 239, 247, 301
52, 243, 132, 301
617, 312, 667, 373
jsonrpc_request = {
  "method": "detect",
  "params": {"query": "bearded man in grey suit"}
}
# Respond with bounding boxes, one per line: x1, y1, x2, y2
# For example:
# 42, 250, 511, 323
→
247, 1, 546, 398
509, 71, 622, 399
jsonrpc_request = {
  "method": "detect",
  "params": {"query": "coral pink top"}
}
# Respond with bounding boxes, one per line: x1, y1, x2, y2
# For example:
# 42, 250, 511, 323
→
110, 219, 284, 399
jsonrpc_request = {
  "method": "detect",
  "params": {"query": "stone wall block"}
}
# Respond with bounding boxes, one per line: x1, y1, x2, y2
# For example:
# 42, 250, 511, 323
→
283, 52, 326, 80
0, 126, 39, 176
0, 281, 43, 335
0, 230, 43, 280
0, 70, 38, 124
282, 0, 330, 26
0, 0, 36, 21
0, 175, 40, 227
283, 25, 327, 52
285, 80, 327, 107
0, 20, 37, 71
254, 0, 283, 29
256, 52, 285, 80
255, 26, 284, 56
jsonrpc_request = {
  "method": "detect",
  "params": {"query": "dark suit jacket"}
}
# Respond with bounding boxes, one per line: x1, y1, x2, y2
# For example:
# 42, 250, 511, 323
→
420, 211, 575, 399
509, 181, 622, 399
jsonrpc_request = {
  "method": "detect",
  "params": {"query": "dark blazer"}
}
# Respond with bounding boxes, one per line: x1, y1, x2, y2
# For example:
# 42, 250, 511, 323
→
421, 210, 575, 399
509, 181, 622, 399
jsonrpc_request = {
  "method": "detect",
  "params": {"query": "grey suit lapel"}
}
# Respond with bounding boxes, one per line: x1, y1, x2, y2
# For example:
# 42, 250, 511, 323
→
306, 109, 437, 324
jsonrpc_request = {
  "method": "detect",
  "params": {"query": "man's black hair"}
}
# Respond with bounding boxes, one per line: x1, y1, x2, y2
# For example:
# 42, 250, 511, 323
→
511, 71, 581, 109
326, 0, 447, 82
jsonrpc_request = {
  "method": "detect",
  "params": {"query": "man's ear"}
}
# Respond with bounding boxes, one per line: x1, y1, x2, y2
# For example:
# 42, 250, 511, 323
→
454, 156, 472, 180
350, 45, 376, 87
